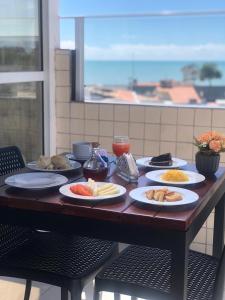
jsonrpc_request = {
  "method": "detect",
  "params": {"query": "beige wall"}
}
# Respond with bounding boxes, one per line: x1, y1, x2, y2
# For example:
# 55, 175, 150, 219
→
55, 49, 225, 255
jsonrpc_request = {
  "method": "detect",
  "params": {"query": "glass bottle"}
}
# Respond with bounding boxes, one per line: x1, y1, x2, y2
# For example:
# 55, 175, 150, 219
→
83, 143, 109, 181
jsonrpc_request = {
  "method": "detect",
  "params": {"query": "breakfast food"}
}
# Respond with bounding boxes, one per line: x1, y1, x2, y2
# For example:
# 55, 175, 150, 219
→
145, 188, 183, 202
161, 170, 189, 182
150, 153, 172, 166
70, 179, 120, 197
37, 155, 70, 170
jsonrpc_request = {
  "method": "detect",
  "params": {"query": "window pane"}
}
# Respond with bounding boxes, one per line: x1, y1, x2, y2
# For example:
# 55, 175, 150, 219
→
0, 0, 42, 71
0, 82, 43, 161
84, 14, 225, 106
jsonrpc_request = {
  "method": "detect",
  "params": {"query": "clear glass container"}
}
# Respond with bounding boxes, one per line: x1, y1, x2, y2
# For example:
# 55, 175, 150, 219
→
83, 143, 109, 181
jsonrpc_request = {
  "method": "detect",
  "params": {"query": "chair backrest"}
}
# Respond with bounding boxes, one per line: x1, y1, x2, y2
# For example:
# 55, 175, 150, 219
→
0, 146, 25, 176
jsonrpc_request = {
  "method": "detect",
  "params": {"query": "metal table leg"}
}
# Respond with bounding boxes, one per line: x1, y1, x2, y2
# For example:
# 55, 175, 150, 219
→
171, 235, 188, 300
213, 193, 225, 258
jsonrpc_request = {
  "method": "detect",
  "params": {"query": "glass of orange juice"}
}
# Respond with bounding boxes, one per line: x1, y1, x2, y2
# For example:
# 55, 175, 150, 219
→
112, 136, 130, 157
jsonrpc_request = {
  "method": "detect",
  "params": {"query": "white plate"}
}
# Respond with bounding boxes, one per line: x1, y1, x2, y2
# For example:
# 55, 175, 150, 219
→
145, 170, 205, 185
129, 186, 199, 207
27, 160, 81, 173
59, 182, 126, 201
136, 157, 187, 169
5, 172, 68, 189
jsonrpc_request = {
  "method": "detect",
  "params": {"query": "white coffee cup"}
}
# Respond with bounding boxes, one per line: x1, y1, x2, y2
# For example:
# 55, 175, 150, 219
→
72, 142, 92, 159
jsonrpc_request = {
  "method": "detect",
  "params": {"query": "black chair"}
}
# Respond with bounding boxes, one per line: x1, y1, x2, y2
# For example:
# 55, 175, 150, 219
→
95, 245, 225, 300
0, 146, 118, 300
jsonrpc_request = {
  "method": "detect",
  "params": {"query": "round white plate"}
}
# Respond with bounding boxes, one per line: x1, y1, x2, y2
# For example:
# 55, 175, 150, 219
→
129, 186, 199, 207
145, 170, 205, 185
136, 157, 187, 169
27, 160, 81, 173
59, 182, 126, 201
5, 172, 68, 189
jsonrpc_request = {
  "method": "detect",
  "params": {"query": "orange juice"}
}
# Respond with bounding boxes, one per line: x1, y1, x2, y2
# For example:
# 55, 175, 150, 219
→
112, 143, 130, 157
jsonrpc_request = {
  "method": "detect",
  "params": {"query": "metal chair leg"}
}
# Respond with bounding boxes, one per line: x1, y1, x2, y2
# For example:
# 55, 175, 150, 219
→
61, 287, 69, 300
114, 293, 120, 300
24, 279, 32, 300
70, 281, 82, 300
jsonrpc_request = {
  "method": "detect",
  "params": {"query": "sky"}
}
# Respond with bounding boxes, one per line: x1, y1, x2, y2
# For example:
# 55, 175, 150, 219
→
59, 0, 225, 61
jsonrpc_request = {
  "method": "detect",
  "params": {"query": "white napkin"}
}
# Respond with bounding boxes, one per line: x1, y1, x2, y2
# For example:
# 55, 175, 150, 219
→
124, 153, 139, 177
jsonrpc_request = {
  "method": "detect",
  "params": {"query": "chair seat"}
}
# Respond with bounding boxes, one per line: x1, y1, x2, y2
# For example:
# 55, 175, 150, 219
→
2, 231, 116, 282
96, 245, 219, 300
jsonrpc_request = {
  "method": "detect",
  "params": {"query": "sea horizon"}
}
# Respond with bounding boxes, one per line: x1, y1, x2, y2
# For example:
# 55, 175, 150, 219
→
85, 60, 225, 86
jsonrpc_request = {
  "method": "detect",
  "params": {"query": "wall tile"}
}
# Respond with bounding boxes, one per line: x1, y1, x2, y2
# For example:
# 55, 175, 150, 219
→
212, 109, 225, 127
177, 126, 194, 143
129, 123, 144, 139
206, 245, 212, 255
194, 228, 206, 244
114, 122, 129, 136
85, 104, 99, 120
177, 108, 195, 125
85, 120, 99, 136
194, 126, 211, 137
190, 243, 206, 254
70, 119, 84, 134
55, 54, 70, 71
99, 121, 114, 137
145, 106, 161, 124
56, 133, 70, 148
99, 104, 114, 121
130, 106, 145, 122
70, 103, 85, 119
56, 103, 70, 118
114, 105, 129, 122
130, 139, 144, 156
56, 87, 70, 102
144, 141, 160, 156
195, 109, 212, 127
84, 135, 99, 143
207, 228, 213, 245
207, 214, 214, 229
56, 147, 70, 155
160, 141, 176, 154
70, 135, 84, 145
55, 71, 70, 86
99, 137, 113, 152
56, 118, 70, 133
160, 125, 176, 141
176, 143, 193, 160
161, 107, 177, 124
145, 124, 160, 141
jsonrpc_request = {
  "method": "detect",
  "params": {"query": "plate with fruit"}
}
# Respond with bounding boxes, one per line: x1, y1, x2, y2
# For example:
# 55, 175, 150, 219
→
59, 179, 126, 201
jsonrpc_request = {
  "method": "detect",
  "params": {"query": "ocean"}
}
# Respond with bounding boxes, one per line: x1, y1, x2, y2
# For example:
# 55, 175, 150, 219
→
85, 61, 225, 86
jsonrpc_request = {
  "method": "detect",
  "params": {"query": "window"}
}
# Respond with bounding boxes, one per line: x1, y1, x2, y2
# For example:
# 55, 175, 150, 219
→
0, 0, 42, 71
0, 82, 43, 161
0, 0, 45, 160
60, 1, 225, 106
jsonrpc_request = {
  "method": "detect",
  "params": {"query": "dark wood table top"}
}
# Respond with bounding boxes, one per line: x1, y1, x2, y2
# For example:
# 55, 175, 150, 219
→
0, 164, 225, 232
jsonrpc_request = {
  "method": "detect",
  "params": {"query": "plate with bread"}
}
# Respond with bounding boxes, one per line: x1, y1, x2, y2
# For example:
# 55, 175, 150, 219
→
27, 155, 81, 173
136, 153, 187, 169
129, 186, 199, 207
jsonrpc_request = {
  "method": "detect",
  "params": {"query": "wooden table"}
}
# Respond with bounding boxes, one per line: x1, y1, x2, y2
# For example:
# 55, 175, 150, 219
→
0, 164, 225, 300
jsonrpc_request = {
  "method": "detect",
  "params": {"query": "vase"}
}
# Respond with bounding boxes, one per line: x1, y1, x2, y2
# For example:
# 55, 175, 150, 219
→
195, 151, 220, 177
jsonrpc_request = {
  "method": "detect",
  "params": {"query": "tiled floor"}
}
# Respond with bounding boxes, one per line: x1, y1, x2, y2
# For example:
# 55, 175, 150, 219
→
0, 277, 224, 299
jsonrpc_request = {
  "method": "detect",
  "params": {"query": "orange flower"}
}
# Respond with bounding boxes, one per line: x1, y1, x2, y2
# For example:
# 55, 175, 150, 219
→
209, 140, 221, 152
197, 132, 212, 144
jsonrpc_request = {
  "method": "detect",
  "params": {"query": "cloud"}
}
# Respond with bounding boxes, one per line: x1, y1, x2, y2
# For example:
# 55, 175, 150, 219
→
60, 41, 225, 61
